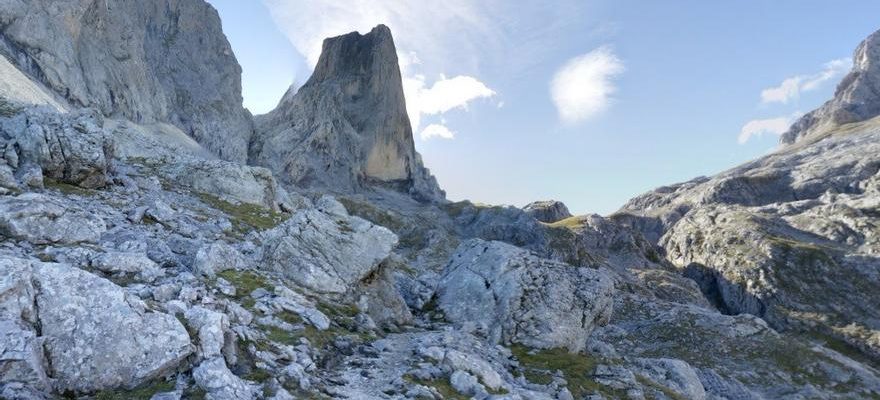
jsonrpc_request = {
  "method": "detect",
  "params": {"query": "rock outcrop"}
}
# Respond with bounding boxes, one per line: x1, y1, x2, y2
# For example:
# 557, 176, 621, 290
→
0, 1, 878, 398
0, 106, 114, 191
781, 28, 880, 145
0, 193, 106, 244
523, 200, 572, 223
260, 196, 398, 295
0, 257, 192, 394
616, 29, 880, 364
252, 25, 444, 203
437, 239, 614, 352
0, 0, 253, 162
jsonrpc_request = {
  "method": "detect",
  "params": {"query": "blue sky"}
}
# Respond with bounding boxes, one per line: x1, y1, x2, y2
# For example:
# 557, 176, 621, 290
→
208, 0, 880, 215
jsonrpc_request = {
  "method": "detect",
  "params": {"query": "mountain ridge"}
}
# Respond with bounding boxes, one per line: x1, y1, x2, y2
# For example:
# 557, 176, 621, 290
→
0, 1, 878, 399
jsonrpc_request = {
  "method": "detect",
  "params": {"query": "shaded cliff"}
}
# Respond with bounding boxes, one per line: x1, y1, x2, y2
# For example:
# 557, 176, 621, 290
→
0, 0, 253, 162
251, 25, 445, 203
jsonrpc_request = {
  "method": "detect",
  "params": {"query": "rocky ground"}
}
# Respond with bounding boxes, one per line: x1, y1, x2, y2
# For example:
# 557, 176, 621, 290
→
0, 1, 880, 399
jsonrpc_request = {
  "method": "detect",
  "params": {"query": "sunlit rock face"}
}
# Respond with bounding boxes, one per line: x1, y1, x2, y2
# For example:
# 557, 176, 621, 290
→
781, 28, 880, 145
0, 0, 254, 162
252, 25, 445, 203
616, 27, 880, 364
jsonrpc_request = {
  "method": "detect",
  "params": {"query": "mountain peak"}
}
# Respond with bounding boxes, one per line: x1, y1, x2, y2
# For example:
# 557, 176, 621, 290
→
251, 25, 445, 202
781, 29, 880, 145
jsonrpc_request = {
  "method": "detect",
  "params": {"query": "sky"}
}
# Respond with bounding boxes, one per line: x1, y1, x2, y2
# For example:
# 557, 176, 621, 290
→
207, 0, 880, 215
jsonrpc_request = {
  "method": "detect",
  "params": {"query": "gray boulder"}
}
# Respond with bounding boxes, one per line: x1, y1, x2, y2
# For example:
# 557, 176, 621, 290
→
0, 0, 254, 162
0, 193, 106, 244
0, 107, 114, 189
523, 200, 573, 223
193, 357, 258, 400
192, 242, 249, 278
163, 159, 289, 212
438, 239, 615, 352
260, 196, 397, 294
91, 251, 164, 283
252, 25, 444, 202
0, 257, 191, 394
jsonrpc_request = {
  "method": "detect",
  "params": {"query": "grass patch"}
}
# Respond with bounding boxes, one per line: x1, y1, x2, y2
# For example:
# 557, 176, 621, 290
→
217, 270, 270, 310
337, 197, 404, 231
404, 376, 469, 400
510, 345, 621, 398
635, 374, 689, 400
197, 192, 286, 233
94, 380, 175, 400
44, 178, 98, 197
546, 216, 586, 230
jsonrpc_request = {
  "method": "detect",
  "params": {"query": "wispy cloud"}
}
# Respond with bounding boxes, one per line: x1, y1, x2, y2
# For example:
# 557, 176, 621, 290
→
262, 0, 586, 138
403, 74, 495, 132
262, 0, 501, 139
551, 46, 624, 124
420, 123, 456, 140
738, 112, 802, 144
760, 58, 851, 104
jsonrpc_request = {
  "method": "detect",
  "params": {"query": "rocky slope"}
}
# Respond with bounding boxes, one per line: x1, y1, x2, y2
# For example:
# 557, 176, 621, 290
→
251, 25, 445, 203
782, 29, 880, 145
616, 28, 880, 370
0, 0, 254, 163
0, 1, 879, 399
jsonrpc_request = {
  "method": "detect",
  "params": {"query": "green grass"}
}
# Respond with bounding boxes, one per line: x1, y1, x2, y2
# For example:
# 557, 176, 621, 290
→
404, 376, 469, 400
44, 178, 98, 197
635, 374, 689, 400
94, 380, 175, 400
196, 192, 286, 234
545, 216, 586, 230
337, 197, 404, 231
510, 345, 624, 398
216, 270, 270, 310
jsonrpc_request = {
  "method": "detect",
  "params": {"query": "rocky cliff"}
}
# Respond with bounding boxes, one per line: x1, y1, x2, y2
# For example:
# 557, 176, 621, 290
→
782, 29, 880, 145
251, 25, 445, 203
0, 1, 879, 399
615, 28, 880, 366
0, 0, 253, 162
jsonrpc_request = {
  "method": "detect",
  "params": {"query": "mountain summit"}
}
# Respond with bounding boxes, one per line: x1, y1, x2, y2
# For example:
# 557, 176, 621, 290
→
782, 28, 880, 145
251, 25, 445, 202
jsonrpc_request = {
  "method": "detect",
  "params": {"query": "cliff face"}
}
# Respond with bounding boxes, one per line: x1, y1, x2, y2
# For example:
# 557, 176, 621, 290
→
0, 0, 253, 162
781, 29, 880, 145
251, 25, 445, 203
614, 28, 880, 363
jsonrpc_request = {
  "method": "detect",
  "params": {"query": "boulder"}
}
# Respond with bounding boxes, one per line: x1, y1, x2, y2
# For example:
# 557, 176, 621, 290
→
0, 107, 113, 189
260, 196, 397, 294
0, 257, 191, 394
0, 193, 106, 244
438, 239, 614, 352
193, 357, 258, 400
523, 200, 572, 223
90, 251, 164, 283
192, 242, 249, 278
163, 159, 289, 212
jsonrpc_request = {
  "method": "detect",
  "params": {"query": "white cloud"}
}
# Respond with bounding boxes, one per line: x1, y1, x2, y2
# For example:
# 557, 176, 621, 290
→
761, 58, 851, 104
262, 0, 586, 138
262, 0, 497, 139
420, 124, 456, 140
403, 74, 495, 131
550, 47, 624, 124
738, 112, 802, 144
